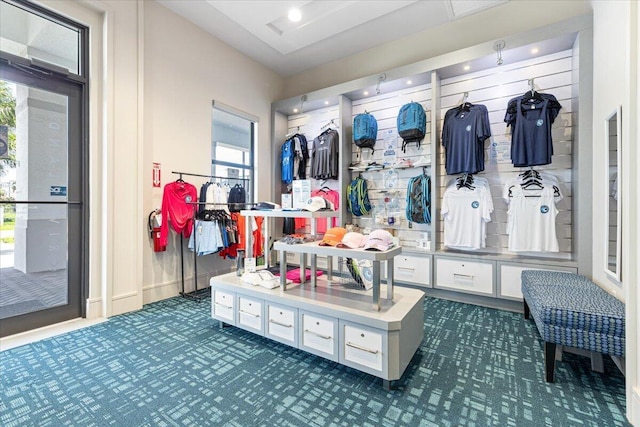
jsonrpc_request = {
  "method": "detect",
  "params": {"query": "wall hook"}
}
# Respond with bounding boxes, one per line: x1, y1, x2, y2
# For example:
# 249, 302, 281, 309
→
493, 40, 506, 65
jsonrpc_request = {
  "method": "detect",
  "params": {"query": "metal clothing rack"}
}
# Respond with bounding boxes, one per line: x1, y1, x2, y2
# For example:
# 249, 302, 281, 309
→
171, 171, 250, 301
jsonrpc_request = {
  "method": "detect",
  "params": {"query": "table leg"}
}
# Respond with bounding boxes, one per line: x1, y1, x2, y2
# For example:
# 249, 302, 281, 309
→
386, 258, 394, 301
300, 253, 307, 284
372, 261, 381, 311
327, 256, 333, 281
279, 250, 286, 290
311, 254, 317, 287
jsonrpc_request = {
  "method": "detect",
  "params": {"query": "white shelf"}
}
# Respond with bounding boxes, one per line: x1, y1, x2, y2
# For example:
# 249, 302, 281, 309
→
274, 241, 402, 311
240, 209, 338, 219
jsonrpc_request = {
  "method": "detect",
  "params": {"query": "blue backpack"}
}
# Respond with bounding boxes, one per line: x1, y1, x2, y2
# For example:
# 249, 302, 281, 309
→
353, 113, 378, 152
397, 102, 426, 153
405, 174, 431, 224
347, 176, 372, 217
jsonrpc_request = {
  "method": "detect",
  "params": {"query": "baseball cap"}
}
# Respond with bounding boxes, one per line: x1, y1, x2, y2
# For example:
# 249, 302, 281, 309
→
302, 196, 335, 212
337, 232, 365, 249
319, 227, 347, 246
363, 229, 394, 251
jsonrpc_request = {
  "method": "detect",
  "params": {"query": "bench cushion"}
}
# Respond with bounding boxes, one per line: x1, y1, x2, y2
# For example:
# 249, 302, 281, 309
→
521, 270, 625, 357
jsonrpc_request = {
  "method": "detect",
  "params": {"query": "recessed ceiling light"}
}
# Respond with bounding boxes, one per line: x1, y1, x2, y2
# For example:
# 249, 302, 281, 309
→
463, 65, 470, 71
288, 8, 302, 23
531, 47, 539, 54
363, 91, 369, 96
406, 80, 412, 85
293, 108, 298, 113
324, 101, 329, 105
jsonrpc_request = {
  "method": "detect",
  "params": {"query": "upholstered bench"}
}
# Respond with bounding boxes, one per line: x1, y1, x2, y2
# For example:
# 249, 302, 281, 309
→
521, 270, 625, 382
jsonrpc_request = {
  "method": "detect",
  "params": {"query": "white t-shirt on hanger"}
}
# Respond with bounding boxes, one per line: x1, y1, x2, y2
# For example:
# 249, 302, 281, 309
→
507, 185, 559, 252
441, 182, 493, 250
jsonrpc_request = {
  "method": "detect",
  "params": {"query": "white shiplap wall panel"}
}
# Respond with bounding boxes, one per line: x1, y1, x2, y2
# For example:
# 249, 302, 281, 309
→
436, 49, 575, 259
349, 84, 433, 247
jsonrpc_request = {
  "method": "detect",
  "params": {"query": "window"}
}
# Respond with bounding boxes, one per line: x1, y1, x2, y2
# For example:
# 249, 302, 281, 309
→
211, 102, 257, 205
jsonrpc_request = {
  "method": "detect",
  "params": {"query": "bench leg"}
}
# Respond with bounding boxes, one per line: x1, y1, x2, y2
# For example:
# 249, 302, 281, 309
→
590, 352, 604, 373
523, 298, 530, 319
545, 342, 556, 382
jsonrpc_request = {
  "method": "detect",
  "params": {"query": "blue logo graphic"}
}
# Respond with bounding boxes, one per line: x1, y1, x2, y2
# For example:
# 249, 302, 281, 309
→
471, 201, 479, 209
540, 205, 550, 214
536, 119, 544, 127
465, 125, 472, 132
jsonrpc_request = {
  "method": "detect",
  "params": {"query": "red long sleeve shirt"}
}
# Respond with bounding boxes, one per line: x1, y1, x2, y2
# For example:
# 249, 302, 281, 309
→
160, 181, 198, 246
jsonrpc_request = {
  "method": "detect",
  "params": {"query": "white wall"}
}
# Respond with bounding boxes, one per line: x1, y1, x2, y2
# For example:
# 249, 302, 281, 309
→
37, 0, 283, 317
283, 1, 592, 98
591, 0, 638, 424
141, 1, 283, 303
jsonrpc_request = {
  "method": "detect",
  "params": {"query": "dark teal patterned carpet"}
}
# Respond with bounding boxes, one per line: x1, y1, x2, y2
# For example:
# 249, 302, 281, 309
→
0, 296, 629, 426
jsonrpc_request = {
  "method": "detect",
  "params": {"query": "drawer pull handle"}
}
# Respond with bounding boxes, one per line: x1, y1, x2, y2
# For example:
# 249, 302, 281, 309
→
398, 267, 415, 271
239, 310, 259, 318
453, 273, 474, 279
214, 302, 233, 309
304, 329, 331, 340
269, 319, 292, 328
346, 341, 379, 355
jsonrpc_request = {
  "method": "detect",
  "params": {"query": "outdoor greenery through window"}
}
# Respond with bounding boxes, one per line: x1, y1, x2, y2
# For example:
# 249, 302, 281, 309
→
211, 104, 255, 206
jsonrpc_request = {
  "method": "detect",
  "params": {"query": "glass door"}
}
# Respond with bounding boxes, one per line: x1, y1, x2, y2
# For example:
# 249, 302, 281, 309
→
0, 66, 84, 337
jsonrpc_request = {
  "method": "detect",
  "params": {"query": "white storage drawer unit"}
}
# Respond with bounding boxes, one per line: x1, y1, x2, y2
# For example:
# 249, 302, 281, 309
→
498, 263, 578, 300
237, 296, 264, 335
266, 303, 298, 347
340, 321, 385, 375
212, 289, 235, 325
435, 257, 494, 296
299, 311, 339, 362
394, 254, 431, 287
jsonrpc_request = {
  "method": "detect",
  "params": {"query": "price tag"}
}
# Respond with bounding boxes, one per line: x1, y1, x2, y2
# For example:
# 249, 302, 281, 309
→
244, 257, 257, 273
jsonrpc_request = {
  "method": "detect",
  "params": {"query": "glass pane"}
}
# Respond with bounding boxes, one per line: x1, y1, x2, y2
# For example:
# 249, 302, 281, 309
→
0, 77, 69, 319
0, 80, 69, 202
0, 1, 80, 75
0, 202, 68, 319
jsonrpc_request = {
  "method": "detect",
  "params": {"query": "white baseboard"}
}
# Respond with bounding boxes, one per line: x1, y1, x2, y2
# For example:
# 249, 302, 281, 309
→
142, 269, 233, 305
86, 297, 103, 319
110, 291, 141, 316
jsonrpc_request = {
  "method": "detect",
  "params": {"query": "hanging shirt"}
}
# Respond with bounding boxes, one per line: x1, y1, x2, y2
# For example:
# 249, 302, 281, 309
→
506, 185, 559, 252
160, 180, 198, 246
310, 129, 339, 180
441, 177, 493, 250
442, 104, 491, 175
308, 189, 340, 233
504, 93, 562, 167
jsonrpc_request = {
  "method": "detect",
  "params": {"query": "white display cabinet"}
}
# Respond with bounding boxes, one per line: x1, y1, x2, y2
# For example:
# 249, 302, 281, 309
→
210, 272, 424, 389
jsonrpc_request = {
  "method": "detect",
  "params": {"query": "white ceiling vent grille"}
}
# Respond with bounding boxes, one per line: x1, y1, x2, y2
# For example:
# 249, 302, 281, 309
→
446, 0, 509, 19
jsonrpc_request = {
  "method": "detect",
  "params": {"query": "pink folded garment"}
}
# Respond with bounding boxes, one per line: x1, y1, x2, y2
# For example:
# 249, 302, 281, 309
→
280, 268, 323, 283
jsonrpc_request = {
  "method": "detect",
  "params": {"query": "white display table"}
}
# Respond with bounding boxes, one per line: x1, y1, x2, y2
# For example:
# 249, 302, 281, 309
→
273, 241, 402, 311
240, 209, 338, 266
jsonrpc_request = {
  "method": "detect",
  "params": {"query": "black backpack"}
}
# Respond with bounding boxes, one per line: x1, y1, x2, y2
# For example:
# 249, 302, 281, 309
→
228, 184, 246, 213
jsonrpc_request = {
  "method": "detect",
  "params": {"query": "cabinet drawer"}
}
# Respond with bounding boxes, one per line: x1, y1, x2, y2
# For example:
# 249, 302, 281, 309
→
237, 296, 263, 335
300, 312, 338, 361
212, 289, 235, 324
498, 263, 578, 300
266, 304, 298, 347
342, 323, 383, 373
436, 258, 494, 296
394, 255, 431, 286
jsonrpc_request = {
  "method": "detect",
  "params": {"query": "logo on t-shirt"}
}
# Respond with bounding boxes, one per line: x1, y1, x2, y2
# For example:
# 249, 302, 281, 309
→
465, 125, 471, 132
536, 119, 544, 127
540, 205, 549, 214
185, 195, 192, 203
471, 201, 479, 209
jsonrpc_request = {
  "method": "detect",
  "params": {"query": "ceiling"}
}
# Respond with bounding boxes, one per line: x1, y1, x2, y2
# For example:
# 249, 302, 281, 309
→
157, 0, 509, 77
